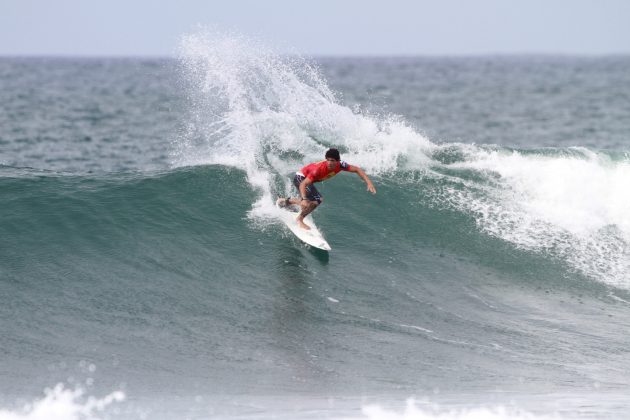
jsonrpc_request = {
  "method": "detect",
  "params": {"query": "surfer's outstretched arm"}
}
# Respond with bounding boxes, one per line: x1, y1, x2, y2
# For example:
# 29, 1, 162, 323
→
348, 166, 376, 194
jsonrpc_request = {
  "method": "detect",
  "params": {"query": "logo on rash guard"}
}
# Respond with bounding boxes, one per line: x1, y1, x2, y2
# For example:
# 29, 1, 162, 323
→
322, 161, 349, 180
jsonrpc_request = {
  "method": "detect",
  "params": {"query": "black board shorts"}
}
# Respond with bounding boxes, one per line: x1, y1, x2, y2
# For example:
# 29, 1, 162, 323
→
293, 174, 321, 204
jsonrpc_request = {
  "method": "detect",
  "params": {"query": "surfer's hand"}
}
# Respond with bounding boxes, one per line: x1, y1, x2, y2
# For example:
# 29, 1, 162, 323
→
367, 183, 376, 194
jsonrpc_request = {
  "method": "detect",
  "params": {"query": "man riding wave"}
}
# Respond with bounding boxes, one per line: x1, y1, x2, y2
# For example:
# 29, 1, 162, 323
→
277, 148, 376, 230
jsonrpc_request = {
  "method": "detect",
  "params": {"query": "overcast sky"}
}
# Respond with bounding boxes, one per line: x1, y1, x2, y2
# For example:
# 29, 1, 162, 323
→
2, 0, 629, 56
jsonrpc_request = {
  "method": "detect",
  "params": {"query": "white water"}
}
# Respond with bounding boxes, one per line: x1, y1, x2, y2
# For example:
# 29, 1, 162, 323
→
0, 384, 124, 420
346, 398, 560, 420
446, 146, 630, 287
174, 29, 434, 220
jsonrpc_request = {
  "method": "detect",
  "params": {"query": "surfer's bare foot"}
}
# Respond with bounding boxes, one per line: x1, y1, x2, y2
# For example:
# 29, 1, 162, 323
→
297, 218, 311, 230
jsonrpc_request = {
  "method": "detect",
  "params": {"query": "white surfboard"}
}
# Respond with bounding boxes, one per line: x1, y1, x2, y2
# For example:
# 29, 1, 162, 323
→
277, 204, 331, 251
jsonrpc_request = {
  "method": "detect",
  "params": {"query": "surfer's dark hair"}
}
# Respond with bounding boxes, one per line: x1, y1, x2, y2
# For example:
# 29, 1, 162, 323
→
325, 148, 341, 161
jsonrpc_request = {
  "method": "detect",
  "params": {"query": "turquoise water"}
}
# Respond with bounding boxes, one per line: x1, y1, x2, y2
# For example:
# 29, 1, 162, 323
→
1, 33, 630, 419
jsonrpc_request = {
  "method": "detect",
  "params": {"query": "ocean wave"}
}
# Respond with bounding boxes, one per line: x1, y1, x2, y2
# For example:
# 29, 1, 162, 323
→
170, 30, 630, 288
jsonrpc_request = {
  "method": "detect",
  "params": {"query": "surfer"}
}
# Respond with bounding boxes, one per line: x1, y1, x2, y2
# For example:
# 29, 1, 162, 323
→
277, 148, 376, 230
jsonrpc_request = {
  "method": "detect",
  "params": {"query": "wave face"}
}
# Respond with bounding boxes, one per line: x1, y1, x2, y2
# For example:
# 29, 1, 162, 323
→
2, 33, 630, 418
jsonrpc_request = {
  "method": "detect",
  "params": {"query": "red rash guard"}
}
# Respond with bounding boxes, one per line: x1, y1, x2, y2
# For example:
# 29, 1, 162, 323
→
300, 160, 350, 182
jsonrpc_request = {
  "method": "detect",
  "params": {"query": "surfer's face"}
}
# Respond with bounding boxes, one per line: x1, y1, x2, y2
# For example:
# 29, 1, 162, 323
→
326, 158, 338, 170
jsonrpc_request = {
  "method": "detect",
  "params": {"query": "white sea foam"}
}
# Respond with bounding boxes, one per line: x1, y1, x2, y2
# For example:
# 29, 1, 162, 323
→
343, 398, 560, 420
445, 147, 630, 287
0, 384, 124, 420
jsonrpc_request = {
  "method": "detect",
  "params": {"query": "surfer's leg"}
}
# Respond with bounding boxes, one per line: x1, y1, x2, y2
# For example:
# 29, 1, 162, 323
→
276, 197, 301, 207
286, 196, 318, 206
285, 174, 306, 206
289, 174, 323, 228
297, 200, 318, 230
296, 188, 322, 228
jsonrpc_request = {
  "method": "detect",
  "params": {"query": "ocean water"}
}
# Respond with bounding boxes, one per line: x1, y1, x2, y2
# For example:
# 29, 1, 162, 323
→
1, 33, 630, 419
